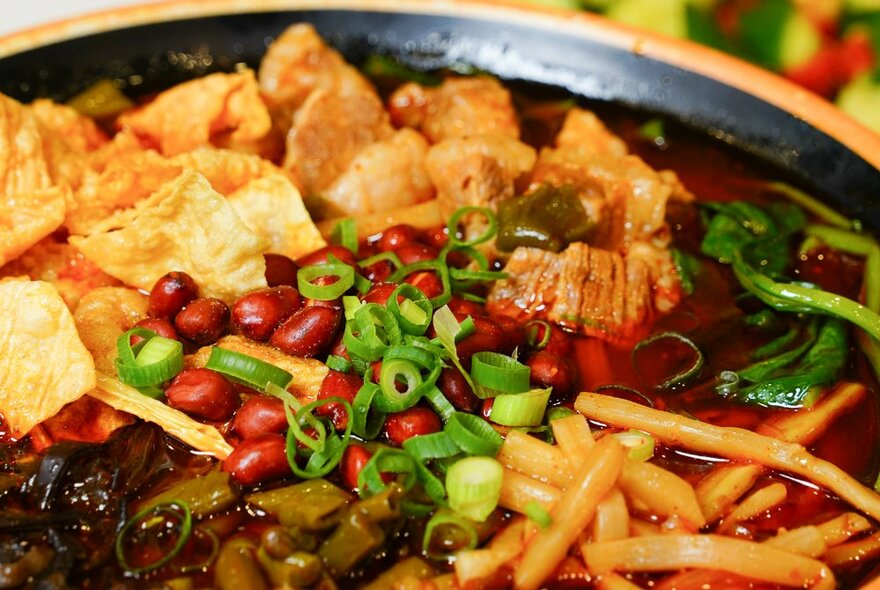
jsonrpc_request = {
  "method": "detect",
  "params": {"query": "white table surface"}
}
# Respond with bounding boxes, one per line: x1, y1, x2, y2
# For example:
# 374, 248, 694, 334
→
3, 1, 150, 37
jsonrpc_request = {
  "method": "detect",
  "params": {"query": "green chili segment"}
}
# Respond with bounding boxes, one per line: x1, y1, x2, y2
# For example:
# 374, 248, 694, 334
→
496, 184, 593, 252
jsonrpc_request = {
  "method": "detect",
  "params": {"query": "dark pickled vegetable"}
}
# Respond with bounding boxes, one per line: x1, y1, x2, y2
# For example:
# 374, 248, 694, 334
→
138, 469, 239, 517
496, 184, 593, 252
214, 538, 269, 590
246, 479, 351, 532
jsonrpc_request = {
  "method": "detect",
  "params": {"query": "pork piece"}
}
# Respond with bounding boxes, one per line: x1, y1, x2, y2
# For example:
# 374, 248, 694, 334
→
530, 108, 692, 251
258, 23, 373, 119
283, 85, 393, 197
426, 134, 536, 217
322, 128, 435, 216
487, 242, 679, 344
389, 76, 520, 142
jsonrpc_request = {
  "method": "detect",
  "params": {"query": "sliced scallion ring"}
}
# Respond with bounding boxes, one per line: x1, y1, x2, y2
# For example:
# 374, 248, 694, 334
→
524, 320, 553, 350
330, 218, 358, 254
631, 331, 704, 390
444, 412, 503, 457
297, 263, 355, 300
358, 251, 404, 271
285, 396, 353, 479
446, 456, 503, 522
611, 429, 655, 462
205, 347, 293, 391
326, 354, 352, 373
388, 260, 452, 309
387, 284, 432, 335
114, 329, 183, 392
471, 351, 531, 398
357, 448, 418, 497
376, 358, 430, 413
447, 206, 498, 248
343, 303, 403, 361
352, 377, 386, 440
115, 500, 192, 575
489, 388, 551, 427
402, 431, 461, 462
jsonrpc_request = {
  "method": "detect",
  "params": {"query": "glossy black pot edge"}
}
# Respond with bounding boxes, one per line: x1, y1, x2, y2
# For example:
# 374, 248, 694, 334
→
1, 9, 877, 229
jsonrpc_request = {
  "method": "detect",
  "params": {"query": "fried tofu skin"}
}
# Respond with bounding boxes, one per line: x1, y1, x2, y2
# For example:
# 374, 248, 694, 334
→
70, 171, 269, 304
118, 71, 272, 156
0, 279, 96, 439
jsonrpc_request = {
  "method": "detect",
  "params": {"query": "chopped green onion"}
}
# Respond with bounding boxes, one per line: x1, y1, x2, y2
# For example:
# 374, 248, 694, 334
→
422, 508, 479, 559
358, 251, 404, 270
343, 303, 403, 362
389, 260, 452, 308
343, 295, 363, 321
387, 284, 432, 335
459, 292, 487, 304
471, 352, 531, 398
114, 329, 183, 392
326, 355, 352, 373
423, 386, 456, 422
447, 206, 498, 248
115, 500, 192, 575
524, 320, 552, 350
446, 456, 503, 522
449, 268, 508, 282
354, 273, 373, 295
402, 431, 461, 462
611, 430, 655, 462
489, 388, 552, 427
352, 376, 386, 440
524, 501, 553, 529
205, 347, 292, 391
297, 263, 355, 300
632, 331, 704, 390
444, 412, 503, 457
285, 396, 353, 479
330, 218, 359, 254
377, 358, 430, 413
432, 306, 477, 393
357, 448, 419, 497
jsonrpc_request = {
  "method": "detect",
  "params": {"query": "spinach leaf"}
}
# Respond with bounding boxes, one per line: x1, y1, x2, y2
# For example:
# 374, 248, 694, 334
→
700, 201, 805, 277
721, 316, 848, 408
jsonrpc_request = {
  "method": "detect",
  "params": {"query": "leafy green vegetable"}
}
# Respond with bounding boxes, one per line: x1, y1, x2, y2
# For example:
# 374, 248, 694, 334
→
720, 316, 847, 408
671, 248, 700, 295
731, 250, 880, 340
700, 200, 806, 276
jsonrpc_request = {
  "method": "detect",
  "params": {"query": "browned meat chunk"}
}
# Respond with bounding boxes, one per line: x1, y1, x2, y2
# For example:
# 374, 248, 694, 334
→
426, 134, 536, 217
389, 77, 520, 142
531, 108, 692, 251
323, 128, 435, 217
283, 86, 393, 197
258, 23, 373, 117
488, 243, 676, 344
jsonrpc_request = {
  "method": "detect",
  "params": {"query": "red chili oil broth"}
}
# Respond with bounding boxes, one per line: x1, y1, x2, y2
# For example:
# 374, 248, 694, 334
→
1, 90, 878, 588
